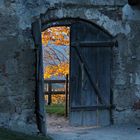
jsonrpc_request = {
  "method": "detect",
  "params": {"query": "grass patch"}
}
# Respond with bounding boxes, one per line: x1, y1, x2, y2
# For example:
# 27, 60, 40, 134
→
0, 128, 52, 140
46, 104, 65, 116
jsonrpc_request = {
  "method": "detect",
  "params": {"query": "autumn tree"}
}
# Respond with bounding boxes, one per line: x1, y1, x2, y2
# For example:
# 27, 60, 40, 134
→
42, 26, 70, 79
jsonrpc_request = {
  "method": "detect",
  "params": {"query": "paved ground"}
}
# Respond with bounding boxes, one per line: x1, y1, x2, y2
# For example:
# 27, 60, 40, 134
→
47, 115, 140, 140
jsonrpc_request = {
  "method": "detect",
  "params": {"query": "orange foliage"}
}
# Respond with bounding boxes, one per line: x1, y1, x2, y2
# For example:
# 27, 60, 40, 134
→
52, 95, 65, 104
42, 26, 70, 79
45, 95, 65, 104
44, 62, 69, 79
42, 26, 70, 46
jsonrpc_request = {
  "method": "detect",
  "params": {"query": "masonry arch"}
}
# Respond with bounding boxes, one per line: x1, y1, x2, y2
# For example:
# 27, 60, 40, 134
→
39, 5, 116, 36
32, 17, 115, 135
41, 18, 113, 37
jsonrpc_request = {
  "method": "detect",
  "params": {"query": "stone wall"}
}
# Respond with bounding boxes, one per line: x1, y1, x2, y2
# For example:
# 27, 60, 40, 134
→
0, 0, 140, 134
0, 0, 38, 134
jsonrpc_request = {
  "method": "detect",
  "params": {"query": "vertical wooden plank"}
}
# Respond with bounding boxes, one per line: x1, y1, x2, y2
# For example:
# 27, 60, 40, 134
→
65, 74, 69, 117
70, 23, 84, 125
97, 47, 111, 126
48, 83, 52, 105
32, 19, 46, 135
81, 43, 98, 126
69, 44, 83, 125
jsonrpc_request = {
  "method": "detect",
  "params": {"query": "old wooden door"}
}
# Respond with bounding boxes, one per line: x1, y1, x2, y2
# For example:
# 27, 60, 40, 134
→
70, 21, 114, 126
32, 19, 46, 135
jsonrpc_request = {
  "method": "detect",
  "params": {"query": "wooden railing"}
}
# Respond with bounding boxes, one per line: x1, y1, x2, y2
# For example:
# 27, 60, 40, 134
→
44, 74, 69, 117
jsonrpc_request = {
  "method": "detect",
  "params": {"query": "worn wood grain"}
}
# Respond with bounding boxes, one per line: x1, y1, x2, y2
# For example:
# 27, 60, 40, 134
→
70, 20, 113, 126
32, 19, 46, 135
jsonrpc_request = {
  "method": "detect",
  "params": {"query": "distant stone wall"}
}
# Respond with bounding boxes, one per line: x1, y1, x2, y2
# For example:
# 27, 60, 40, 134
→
0, 0, 140, 134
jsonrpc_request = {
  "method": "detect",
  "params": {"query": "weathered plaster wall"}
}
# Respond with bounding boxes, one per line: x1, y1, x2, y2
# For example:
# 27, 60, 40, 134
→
0, 0, 140, 134
0, 0, 38, 134
113, 4, 140, 124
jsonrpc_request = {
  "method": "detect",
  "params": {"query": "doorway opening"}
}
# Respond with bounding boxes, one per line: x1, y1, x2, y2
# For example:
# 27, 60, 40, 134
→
42, 26, 70, 132
32, 18, 114, 135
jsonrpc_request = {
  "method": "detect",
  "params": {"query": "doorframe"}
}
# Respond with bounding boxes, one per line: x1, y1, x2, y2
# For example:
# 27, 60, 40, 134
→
33, 17, 115, 134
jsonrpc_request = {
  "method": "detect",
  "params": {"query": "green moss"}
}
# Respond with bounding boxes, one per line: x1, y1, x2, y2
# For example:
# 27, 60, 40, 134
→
0, 128, 52, 140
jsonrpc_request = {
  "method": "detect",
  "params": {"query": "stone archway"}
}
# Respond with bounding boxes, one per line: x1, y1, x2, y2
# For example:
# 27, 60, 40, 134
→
32, 16, 115, 135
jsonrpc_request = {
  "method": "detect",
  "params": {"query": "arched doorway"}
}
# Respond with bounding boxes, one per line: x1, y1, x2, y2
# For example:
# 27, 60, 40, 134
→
32, 18, 115, 135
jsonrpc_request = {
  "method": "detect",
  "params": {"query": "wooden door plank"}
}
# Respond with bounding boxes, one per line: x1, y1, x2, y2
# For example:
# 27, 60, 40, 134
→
32, 19, 46, 135
71, 41, 115, 47
97, 47, 111, 126
69, 43, 84, 125
70, 21, 113, 126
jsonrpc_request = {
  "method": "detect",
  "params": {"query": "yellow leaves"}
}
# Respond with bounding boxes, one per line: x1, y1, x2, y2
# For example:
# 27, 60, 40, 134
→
42, 26, 70, 46
44, 62, 69, 79
52, 95, 65, 104
45, 95, 65, 104
42, 26, 70, 79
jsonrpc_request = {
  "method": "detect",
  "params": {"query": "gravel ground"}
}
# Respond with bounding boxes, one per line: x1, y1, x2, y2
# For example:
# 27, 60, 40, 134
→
47, 114, 140, 140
